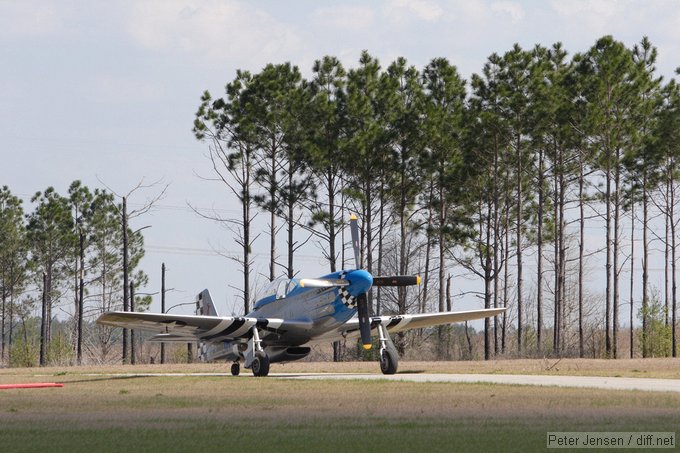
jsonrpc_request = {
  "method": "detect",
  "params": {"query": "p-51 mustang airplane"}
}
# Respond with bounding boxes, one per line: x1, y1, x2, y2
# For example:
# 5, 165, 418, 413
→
98, 216, 505, 377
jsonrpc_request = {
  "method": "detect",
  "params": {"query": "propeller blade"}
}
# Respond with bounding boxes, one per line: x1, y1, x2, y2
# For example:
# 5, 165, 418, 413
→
299, 278, 349, 288
372, 275, 421, 287
356, 292, 372, 350
349, 214, 361, 270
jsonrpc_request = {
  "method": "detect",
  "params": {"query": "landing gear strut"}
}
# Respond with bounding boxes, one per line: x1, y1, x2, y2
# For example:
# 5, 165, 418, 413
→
378, 324, 398, 375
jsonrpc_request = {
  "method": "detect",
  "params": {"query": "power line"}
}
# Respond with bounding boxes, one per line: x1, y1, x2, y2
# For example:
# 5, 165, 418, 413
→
145, 244, 325, 262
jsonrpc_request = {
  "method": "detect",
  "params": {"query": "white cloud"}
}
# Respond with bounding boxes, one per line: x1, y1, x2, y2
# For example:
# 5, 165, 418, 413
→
548, 0, 626, 35
490, 1, 525, 22
549, 0, 621, 18
445, 0, 489, 22
312, 5, 375, 30
0, 1, 62, 37
85, 75, 166, 103
126, 0, 303, 65
384, 0, 444, 24
659, 9, 680, 40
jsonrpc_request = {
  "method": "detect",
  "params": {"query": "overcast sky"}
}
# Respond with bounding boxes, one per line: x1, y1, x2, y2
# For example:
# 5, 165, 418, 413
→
2, 0, 679, 318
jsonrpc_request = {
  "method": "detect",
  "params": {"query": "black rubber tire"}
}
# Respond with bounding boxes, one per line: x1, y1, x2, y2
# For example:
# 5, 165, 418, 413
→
251, 355, 270, 377
231, 363, 240, 376
380, 349, 398, 375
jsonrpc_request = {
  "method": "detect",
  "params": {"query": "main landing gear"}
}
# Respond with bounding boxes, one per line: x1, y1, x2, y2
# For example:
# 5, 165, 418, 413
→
378, 324, 398, 375
251, 354, 270, 377
231, 362, 240, 376
244, 326, 270, 377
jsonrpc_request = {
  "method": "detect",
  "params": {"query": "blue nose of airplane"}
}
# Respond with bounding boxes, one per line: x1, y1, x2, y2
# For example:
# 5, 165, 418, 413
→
344, 269, 373, 296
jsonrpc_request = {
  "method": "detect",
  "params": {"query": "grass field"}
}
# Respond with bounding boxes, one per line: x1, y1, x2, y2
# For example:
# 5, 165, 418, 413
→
1, 360, 679, 452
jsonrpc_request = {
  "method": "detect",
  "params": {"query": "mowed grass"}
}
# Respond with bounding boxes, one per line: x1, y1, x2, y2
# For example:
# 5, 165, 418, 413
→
1, 363, 679, 452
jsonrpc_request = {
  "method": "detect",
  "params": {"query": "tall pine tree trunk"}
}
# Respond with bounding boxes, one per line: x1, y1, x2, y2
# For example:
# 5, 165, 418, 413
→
483, 200, 492, 361
558, 147, 567, 351
629, 203, 635, 358
493, 138, 500, 355
579, 150, 585, 357
605, 152, 612, 358
516, 135, 523, 355
122, 196, 129, 363
537, 147, 544, 353
502, 181, 510, 354
671, 158, 677, 357
269, 147, 277, 282
327, 170, 337, 273
554, 150, 561, 354
438, 182, 447, 356
613, 147, 621, 358
286, 163, 295, 279
665, 168, 671, 328
421, 182, 434, 315
243, 155, 252, 314
642, 172, 650, 358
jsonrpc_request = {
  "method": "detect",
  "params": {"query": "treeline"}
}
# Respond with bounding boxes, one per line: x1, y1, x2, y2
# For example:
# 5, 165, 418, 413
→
0, 182, 151, 366
195, 35, 679, 360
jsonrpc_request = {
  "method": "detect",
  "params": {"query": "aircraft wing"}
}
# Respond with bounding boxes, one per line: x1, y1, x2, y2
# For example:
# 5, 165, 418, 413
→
339, 307, 506, 338
96, 311, 313, 342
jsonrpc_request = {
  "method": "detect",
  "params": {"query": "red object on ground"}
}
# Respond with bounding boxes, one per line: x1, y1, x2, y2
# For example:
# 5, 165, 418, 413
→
0, 383, 64, 389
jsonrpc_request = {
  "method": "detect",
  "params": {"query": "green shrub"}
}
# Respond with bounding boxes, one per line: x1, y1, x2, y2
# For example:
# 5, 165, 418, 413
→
638, 296, 672, 357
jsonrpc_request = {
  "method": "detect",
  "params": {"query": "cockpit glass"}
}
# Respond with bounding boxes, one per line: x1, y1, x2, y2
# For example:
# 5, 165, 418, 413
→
261, 277, 298, 300
286, 278, 299, 294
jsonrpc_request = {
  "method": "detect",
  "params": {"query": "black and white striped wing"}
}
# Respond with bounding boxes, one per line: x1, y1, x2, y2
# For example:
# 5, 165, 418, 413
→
341, 307, 506, 338
96, 311, 311, 342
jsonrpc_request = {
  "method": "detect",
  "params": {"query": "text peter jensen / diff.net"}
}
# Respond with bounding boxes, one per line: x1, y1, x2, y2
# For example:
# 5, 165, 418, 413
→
547, 432, 675, 449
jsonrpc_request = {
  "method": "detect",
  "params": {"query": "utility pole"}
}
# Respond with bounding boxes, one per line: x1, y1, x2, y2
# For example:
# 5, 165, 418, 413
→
122, 196, 129, 364
39, 272, 47, 366
161, 263, 166, 364
77, 224, 85, 365
130, 280, 135, 365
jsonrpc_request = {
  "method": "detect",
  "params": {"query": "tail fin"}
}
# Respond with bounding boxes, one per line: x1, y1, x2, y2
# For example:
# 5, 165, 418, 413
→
196, 289, 219, 317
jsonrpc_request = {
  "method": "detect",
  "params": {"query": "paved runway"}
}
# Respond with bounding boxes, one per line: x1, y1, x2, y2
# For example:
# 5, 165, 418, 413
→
275, 373, 680, 393
65, 372, 680, 393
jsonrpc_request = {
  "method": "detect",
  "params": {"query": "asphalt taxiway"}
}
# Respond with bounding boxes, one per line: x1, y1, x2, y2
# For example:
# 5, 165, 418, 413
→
276, 373, 680, 393
51, 372, 680, 393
